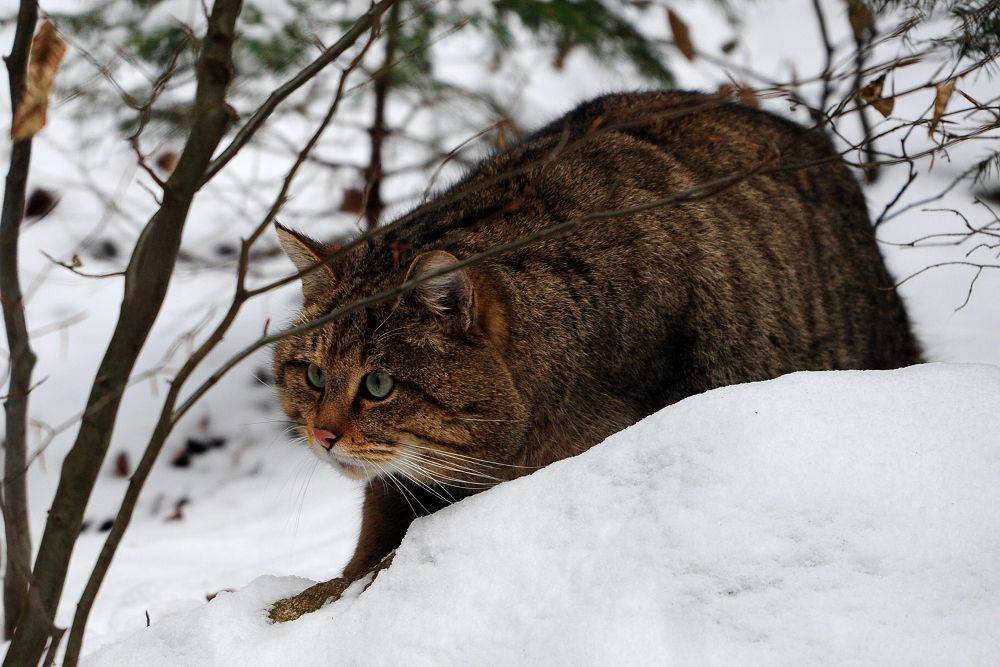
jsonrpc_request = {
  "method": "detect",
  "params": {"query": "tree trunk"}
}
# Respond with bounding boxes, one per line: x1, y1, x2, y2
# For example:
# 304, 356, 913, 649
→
364, 1, 401, 230
0, 0, 39, 641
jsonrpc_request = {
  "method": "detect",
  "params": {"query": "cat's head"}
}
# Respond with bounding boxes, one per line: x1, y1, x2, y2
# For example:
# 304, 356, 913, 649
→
271, 224, 526, 490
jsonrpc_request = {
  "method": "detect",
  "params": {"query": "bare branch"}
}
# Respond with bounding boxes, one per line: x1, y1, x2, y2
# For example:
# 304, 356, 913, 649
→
200, 0, 400, 185
0, 0, 40, 641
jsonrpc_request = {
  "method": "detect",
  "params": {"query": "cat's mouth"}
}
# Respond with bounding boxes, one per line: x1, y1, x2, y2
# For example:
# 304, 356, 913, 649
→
302, 428, 382, 481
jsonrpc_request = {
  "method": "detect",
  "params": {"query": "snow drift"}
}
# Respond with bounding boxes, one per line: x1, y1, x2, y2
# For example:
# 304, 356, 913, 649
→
85, 364, 1000, 665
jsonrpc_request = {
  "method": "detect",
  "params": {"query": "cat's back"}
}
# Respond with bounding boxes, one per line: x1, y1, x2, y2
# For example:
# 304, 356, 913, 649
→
472, 91, 919, 376
379, 91, 919, 387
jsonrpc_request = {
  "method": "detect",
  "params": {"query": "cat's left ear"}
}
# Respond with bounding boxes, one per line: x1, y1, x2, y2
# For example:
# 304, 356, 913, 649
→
275, 223, 336, 301
408, 250, 474, 331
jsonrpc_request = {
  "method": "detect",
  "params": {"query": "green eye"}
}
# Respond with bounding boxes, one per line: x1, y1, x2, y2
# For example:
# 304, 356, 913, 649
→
362, 371, 394, 400
306, 363, 325, 390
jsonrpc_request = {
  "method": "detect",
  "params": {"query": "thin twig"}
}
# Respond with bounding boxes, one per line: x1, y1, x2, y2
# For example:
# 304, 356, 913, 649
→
200, 0, 401, 185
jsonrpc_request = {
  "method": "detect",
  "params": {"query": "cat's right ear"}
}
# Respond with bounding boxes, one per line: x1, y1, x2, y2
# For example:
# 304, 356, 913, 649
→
275, 223, 336, 301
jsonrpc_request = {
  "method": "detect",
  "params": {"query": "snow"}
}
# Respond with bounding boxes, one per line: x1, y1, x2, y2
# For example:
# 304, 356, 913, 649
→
84, 364, 1000, 665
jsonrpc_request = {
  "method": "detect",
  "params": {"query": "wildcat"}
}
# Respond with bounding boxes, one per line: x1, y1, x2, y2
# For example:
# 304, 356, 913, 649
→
271, 90, 920, 613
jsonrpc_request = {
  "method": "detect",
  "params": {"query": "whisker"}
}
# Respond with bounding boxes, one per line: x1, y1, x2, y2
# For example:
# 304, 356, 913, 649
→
404, 463, 461, 503
405, 441, 539, 470
402, 450, 500, 483
290, 458, 319, 535
398, 451, 494, 491
397, 444, 502, 478
392, 457, 455, 505
403, 442, 496, 468
381, 460, 429, 515
374, 459, 414, 514
278, 451, 314, 524
243, 418, 299, 427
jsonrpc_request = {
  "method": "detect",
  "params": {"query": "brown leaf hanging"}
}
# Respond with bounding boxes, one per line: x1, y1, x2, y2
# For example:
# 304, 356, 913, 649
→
859, 74, 886, 102
845, 0, 875, 42
668, 9, 696, 61
339, 188, 365, 214
11, 21, 68, 141
929, 79, 956, 137
871, 96, 894, 118
860, 74, 894, 118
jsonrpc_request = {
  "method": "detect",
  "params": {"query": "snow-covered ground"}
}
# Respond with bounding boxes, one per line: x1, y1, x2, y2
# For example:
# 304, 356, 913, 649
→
1, 0, 998, 663
85, 365, 1000, 665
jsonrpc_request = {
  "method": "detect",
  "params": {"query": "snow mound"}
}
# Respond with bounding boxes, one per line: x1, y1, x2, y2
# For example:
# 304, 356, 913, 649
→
85, 364, 1000, 665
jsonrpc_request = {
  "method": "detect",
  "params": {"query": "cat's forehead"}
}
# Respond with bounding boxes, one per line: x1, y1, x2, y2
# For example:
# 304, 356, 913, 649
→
294, 307, 365, 358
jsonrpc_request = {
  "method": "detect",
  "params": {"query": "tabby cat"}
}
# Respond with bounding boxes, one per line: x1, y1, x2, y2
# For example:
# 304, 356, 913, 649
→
271, 90, 919, 613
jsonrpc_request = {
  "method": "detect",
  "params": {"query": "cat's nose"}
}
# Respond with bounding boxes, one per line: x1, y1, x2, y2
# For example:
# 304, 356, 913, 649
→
311, 426, 342, 451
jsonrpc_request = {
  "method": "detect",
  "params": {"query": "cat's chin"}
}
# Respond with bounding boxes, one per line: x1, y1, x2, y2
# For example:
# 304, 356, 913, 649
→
330, 456, 374, 481
304, 440, 378, 481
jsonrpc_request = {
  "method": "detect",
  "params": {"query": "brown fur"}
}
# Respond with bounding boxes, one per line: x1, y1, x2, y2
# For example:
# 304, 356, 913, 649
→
272, 90, 920, 582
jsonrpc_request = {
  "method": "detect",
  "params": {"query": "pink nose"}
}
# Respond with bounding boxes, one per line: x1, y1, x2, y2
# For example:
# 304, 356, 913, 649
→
311, 427, 341, 451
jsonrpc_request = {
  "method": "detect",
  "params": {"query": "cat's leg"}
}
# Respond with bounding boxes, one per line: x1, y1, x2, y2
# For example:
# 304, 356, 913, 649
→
269, 482, 420, 622
268, 550, 396, 623
342, 482, 418, 579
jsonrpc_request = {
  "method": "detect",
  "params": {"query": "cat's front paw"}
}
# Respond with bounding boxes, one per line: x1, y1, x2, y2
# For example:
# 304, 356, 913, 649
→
268, 577, 352, 623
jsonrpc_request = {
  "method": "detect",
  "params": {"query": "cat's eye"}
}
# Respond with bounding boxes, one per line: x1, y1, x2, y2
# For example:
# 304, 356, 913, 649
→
362, 371, 394, 400
305, 363, 325, 390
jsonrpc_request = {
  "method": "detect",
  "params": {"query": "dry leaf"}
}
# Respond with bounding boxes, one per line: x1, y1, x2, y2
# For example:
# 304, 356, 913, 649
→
716, 83, 736, 99
738, 84, 759, 108
845, 0, 875, 42
24, 188, 58, 219
339, 188, 365, 214
166, 496, 190, 522
11, 21, 68, 140
171, 449, 191, 468
114, 451, 131, 478
859, 74, 886, 102
929, 79, 956, 137
668, 9, 696, 61
860, 74, 893, 118
155, 151, 178, 173
206, 589, 236, 602
893, 57, 922, 69
92, 238, 119, 260
871, 96, 894, 118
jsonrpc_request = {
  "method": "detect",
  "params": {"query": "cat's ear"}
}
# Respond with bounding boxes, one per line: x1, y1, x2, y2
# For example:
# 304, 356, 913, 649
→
275, 223, 336, 301
408, 250, 474, 330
